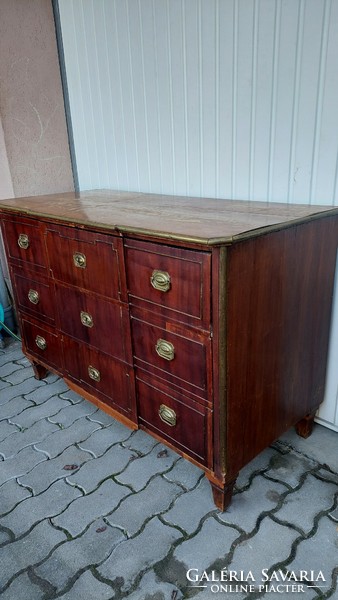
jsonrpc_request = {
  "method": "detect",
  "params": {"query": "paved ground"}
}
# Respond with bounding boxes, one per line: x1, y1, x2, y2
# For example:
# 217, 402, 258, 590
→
0, 338, 337, 600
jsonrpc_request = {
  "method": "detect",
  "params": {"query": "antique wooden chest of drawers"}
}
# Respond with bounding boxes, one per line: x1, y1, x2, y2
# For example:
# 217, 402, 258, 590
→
1, 190, 337, 510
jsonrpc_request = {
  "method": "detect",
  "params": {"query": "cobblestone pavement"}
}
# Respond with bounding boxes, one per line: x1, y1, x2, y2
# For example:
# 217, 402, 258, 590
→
0, 339, 337, 599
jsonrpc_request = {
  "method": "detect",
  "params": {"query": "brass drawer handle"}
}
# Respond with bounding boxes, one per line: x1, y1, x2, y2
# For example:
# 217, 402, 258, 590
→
18, 233, 29, 249
28, 289, 39, 305
159, 404, 177, 427
35, 335, 47, 350
88, 365, 101, 382
155, 339, 175, 361
80, 311, 93, 328
150, 270, 171, 292
73, 252, 86, 269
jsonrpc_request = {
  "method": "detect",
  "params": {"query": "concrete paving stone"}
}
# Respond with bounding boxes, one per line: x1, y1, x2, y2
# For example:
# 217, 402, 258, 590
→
228, 516, 299, 587
116, 444, 179, 492
52, 479, 130, 537
328, 506, 338, 521
3, 365, 36, 385
0, 344, 23, 367
0, 419, 59, 459
0, 361, 24, 378
315, 468, 338, 486
273, 473, 337, 534
0, 480, 82, 538
0, 380, 11, 391
285, 515, 338, 595
15, 356, 31, 366
162, 477, 216, 535
9, 395, 71, 429
0, 478, 32, 515
106, 475, 182, 536
48, 400, 98, 427
18, 445, 93, 494
0, 396, 34, 423
0, 571, 44, 600
218, 475, 287, 533
23, 379, 69, 405
163, 457, 204, 490
235, 447, 278, 490
0, 420, 20, 442
173, 517, 240, 581
0, 377, 45, 406
0, 446, 47, 486
126, 570, 183, 600
59, 388, 85, 404
0, 519, 67, 590
264, 451, 317, 489
67, 443, 135, 494
87, 409, 116, 426
35, 519, 126, 591
54, 570, 114, 600
0, 530, 11, 544
34, 418, 101, 458
79, 421, 133, 457
278, 424, 338, 474
124, 429, 159, 454
97, 516, 182, 593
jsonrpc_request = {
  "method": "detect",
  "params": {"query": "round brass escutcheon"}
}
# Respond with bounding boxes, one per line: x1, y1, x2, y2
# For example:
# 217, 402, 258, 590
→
155, 338, 175, 361
73, 252, 86, 268
88, 365, 101, 382
28, 289, 39, 305
18, 233, 29, 250
159, 404, 177, 427
150, 269, 171, 292
80, 311, 94, 328
35, 335, 47, 350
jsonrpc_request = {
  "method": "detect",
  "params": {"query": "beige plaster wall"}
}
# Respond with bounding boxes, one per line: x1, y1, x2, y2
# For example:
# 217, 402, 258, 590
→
0, 0, 74, 197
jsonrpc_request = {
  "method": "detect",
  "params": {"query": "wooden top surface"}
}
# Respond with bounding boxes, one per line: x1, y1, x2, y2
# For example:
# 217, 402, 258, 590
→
0, 189, 337, 245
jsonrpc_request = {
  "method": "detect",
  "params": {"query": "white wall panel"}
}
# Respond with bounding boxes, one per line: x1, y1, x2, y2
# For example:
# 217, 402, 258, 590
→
57, 0, 338, 429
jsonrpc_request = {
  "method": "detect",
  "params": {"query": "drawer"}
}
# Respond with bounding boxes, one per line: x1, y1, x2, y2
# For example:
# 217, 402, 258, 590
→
137, 378, 211, 466
1, 216, 47, 271
21, 319, 62, 371
131, 316, 211, 400
125, 239, 211, 328
46, 223, 124, 299
55, 284, 132, 363
63, 338, 135, 415
12, 269, 55, 325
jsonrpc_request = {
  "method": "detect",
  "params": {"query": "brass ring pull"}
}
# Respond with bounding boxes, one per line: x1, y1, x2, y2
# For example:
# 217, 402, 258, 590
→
18, 233, 29, 250
159, 404, 177, 427
150, 270, 171, 292
80, 311, 93, 328
155, 339, 175, 361
88, 365, 101, 382
28, 289, 39, 305
73, 252, 86, 269
35, 335, 47, 350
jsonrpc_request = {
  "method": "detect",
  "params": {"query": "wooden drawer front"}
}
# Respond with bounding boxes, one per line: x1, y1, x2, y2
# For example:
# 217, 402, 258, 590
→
55, 284, 131, 362
12, 270, 55, 325
125, 239, 211, 328
131, 317, 210, 399
46, 224, 122, 299
21, 319, 62, 371
137, 379, 211, 465
1, 217, 47, 271
63, 338, 134, 415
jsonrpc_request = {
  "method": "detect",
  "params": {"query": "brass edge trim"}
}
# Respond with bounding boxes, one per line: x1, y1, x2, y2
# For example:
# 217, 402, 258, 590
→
217, 246, 228, 475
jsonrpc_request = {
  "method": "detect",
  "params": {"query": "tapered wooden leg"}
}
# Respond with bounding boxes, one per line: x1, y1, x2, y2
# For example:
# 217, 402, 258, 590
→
210, 478, 237, 511
32, 361, 48, 380
295, 411, 316, 439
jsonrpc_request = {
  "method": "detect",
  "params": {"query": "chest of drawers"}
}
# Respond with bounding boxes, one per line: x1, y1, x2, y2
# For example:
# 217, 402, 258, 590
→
1, 190, 337, 510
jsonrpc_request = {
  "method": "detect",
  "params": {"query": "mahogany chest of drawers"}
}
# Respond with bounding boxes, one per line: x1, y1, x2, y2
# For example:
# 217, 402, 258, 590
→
1, 190, 337, 509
